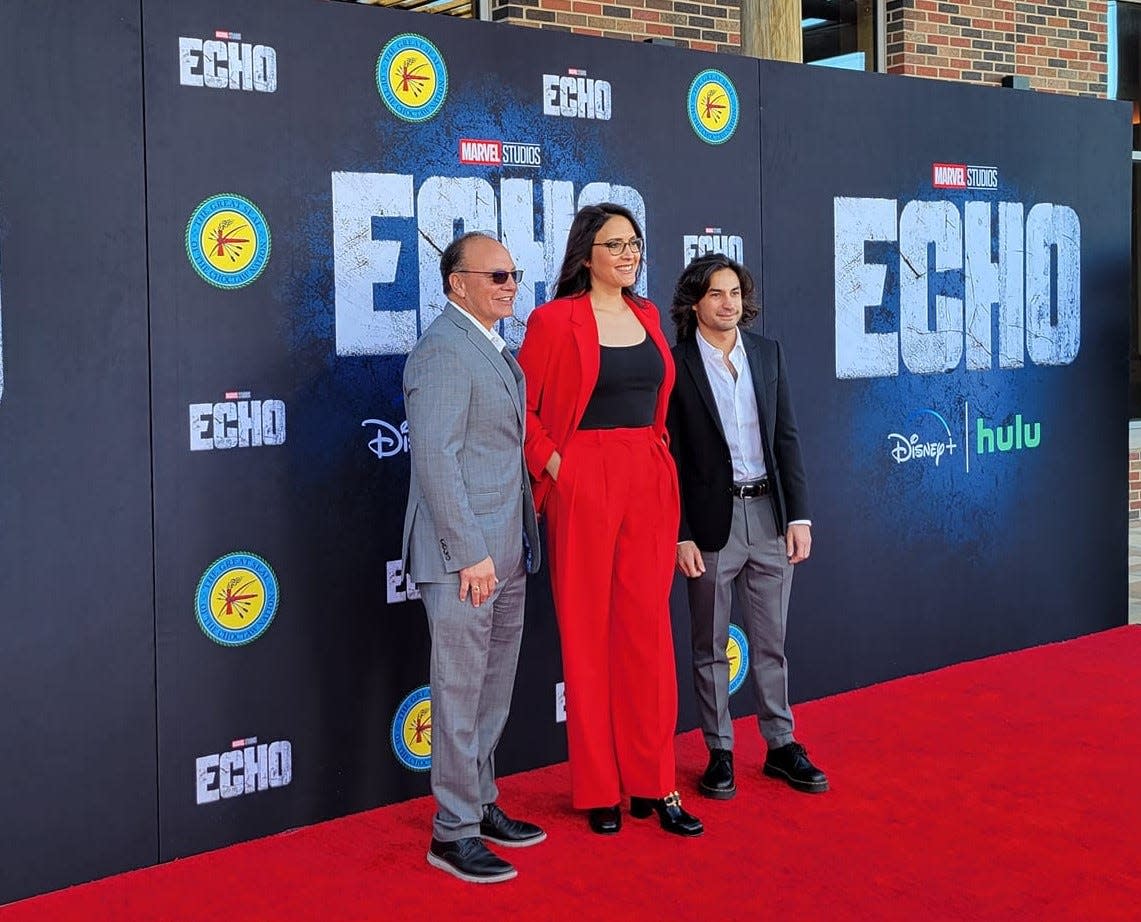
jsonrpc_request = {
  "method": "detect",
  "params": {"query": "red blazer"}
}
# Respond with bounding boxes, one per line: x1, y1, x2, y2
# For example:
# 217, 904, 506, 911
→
517, 292, 676, 514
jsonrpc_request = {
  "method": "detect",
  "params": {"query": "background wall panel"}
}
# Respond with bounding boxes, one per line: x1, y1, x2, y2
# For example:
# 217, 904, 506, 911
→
758, 62, 1130, 700
0, 1, 157, 904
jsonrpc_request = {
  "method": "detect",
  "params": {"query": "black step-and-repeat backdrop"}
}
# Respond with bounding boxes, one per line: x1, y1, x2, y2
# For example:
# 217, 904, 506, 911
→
142, 0, 761, 862
0, 0, 1129, 904
758, 62, 1130, 700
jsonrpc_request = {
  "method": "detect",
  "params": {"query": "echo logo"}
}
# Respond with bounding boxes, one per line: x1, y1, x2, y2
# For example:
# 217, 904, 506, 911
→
683, 229, 743, 264
386, 559, 421, 603
542, 70, 611, 120
834, 197, 1080, 379
331, 172, 647, 354
189, 392, 286, 451
179, 33, 277, 93
196, 736, 292, 804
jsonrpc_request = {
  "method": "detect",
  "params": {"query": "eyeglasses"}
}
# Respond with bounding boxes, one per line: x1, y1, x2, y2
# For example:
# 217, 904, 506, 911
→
592, 238, 644, 256
453, 269, 524, 284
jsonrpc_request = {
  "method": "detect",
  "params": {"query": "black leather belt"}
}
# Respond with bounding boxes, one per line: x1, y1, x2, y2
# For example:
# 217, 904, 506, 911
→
730, 479, 770, 498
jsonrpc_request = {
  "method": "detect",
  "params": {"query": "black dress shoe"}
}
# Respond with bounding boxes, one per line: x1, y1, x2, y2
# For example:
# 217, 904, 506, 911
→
629, 792, 704, 836
427, 836, 517, 883
763, 741, 829, 793
587, 805, 621, 835
479, 803, 547, 847
699, 748, 736, 800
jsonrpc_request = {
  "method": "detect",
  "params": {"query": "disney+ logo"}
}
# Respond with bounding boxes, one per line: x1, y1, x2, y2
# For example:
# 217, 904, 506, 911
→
362, 418, 409, 460
887, 409, 958, 468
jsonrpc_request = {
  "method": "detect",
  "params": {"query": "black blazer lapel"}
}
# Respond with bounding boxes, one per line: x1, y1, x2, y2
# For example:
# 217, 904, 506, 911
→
682, 338, 727, 442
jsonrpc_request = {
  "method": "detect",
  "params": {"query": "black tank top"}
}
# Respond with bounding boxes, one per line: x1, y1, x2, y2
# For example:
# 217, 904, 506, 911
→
578, 336, 664, 430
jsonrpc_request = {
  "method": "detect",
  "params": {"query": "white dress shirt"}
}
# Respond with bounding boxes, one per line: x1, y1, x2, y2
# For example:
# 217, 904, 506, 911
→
450, 300, 507, 352
696, 327, 767, 482
695, 327, 810, 528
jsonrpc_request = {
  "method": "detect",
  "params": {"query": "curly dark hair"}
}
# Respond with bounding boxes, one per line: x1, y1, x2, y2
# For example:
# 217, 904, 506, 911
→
670, 252, 759, 341
553, 203, 646, 301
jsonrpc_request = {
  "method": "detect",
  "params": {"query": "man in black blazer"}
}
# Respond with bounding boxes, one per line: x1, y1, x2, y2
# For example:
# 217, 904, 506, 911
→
666, 253, 827, 799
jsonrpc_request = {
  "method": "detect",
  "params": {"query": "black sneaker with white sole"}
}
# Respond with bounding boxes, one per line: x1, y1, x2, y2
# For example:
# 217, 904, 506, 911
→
427, 836, 517, 883
479, 803, 547, 847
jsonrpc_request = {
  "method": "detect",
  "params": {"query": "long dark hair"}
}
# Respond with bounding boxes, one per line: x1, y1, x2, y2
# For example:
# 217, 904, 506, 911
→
553, 203, 645, 300
670, 252, 759, 341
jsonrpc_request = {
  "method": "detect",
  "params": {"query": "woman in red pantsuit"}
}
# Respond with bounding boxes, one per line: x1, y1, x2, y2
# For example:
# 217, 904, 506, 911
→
518, 203, 702, 837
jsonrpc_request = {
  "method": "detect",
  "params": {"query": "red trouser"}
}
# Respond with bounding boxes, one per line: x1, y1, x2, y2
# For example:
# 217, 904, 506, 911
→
546, 427, 680, 809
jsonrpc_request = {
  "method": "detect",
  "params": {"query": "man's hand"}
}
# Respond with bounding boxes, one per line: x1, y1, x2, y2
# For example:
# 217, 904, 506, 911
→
459, 556, 498, 607
786, 524, 812, 564
676, 540, 706, 578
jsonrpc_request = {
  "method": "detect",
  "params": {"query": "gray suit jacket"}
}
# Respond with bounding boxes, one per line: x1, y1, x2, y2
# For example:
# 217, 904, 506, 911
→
401, 303, 540, 583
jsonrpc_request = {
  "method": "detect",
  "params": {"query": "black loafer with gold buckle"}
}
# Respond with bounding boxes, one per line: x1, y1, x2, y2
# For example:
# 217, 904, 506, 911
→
629, 791, 704, 837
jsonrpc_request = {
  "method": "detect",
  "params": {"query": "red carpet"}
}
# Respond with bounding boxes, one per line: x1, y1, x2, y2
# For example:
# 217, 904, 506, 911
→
4, 626, 1140, 921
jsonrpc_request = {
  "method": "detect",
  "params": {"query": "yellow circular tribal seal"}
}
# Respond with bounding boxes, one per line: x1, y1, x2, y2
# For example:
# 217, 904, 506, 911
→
185, 194, 271, 289
195, 552, 279, 646
208, 565, 268, 630
388, 48, 436, 108
377, 34, 448, 123
392, 686, 433, 771
727, 622, 749, 694
199, 209, 259, 276
687, 69, 739, 145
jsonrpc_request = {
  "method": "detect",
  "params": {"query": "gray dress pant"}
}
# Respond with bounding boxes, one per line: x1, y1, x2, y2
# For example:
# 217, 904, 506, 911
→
419, 552, 526, 841
687, 493, 795, 751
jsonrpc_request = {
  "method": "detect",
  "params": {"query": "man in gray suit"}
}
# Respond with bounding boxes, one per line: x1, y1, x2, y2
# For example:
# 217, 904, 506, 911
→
402, 232, 544, 884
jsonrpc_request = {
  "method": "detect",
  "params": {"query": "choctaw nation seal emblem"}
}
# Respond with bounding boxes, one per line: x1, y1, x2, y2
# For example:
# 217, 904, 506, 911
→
195, 552, 279, 646
727, 622, 749, 695
687, 68, 739, 145
186, 194, 271, 289
376, 33, 448, 123
392, 685, 432, 771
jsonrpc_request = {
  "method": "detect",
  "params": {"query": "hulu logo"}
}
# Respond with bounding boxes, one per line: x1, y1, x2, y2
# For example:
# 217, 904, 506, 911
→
975, 414, 1041, 454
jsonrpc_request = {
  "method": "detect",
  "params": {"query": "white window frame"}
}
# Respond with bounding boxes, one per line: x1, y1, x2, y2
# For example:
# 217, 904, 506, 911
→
875, 0, 886, 73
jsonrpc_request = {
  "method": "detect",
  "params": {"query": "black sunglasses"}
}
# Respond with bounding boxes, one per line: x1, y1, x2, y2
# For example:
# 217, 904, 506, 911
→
453, 269, 524, 285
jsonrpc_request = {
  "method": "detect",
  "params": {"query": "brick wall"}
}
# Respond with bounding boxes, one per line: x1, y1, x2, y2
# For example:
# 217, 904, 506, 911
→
884, 0, 1107, 96
486, 1, 1107, 97
489, 0, 740, 53
1131, 446, 1141, 521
